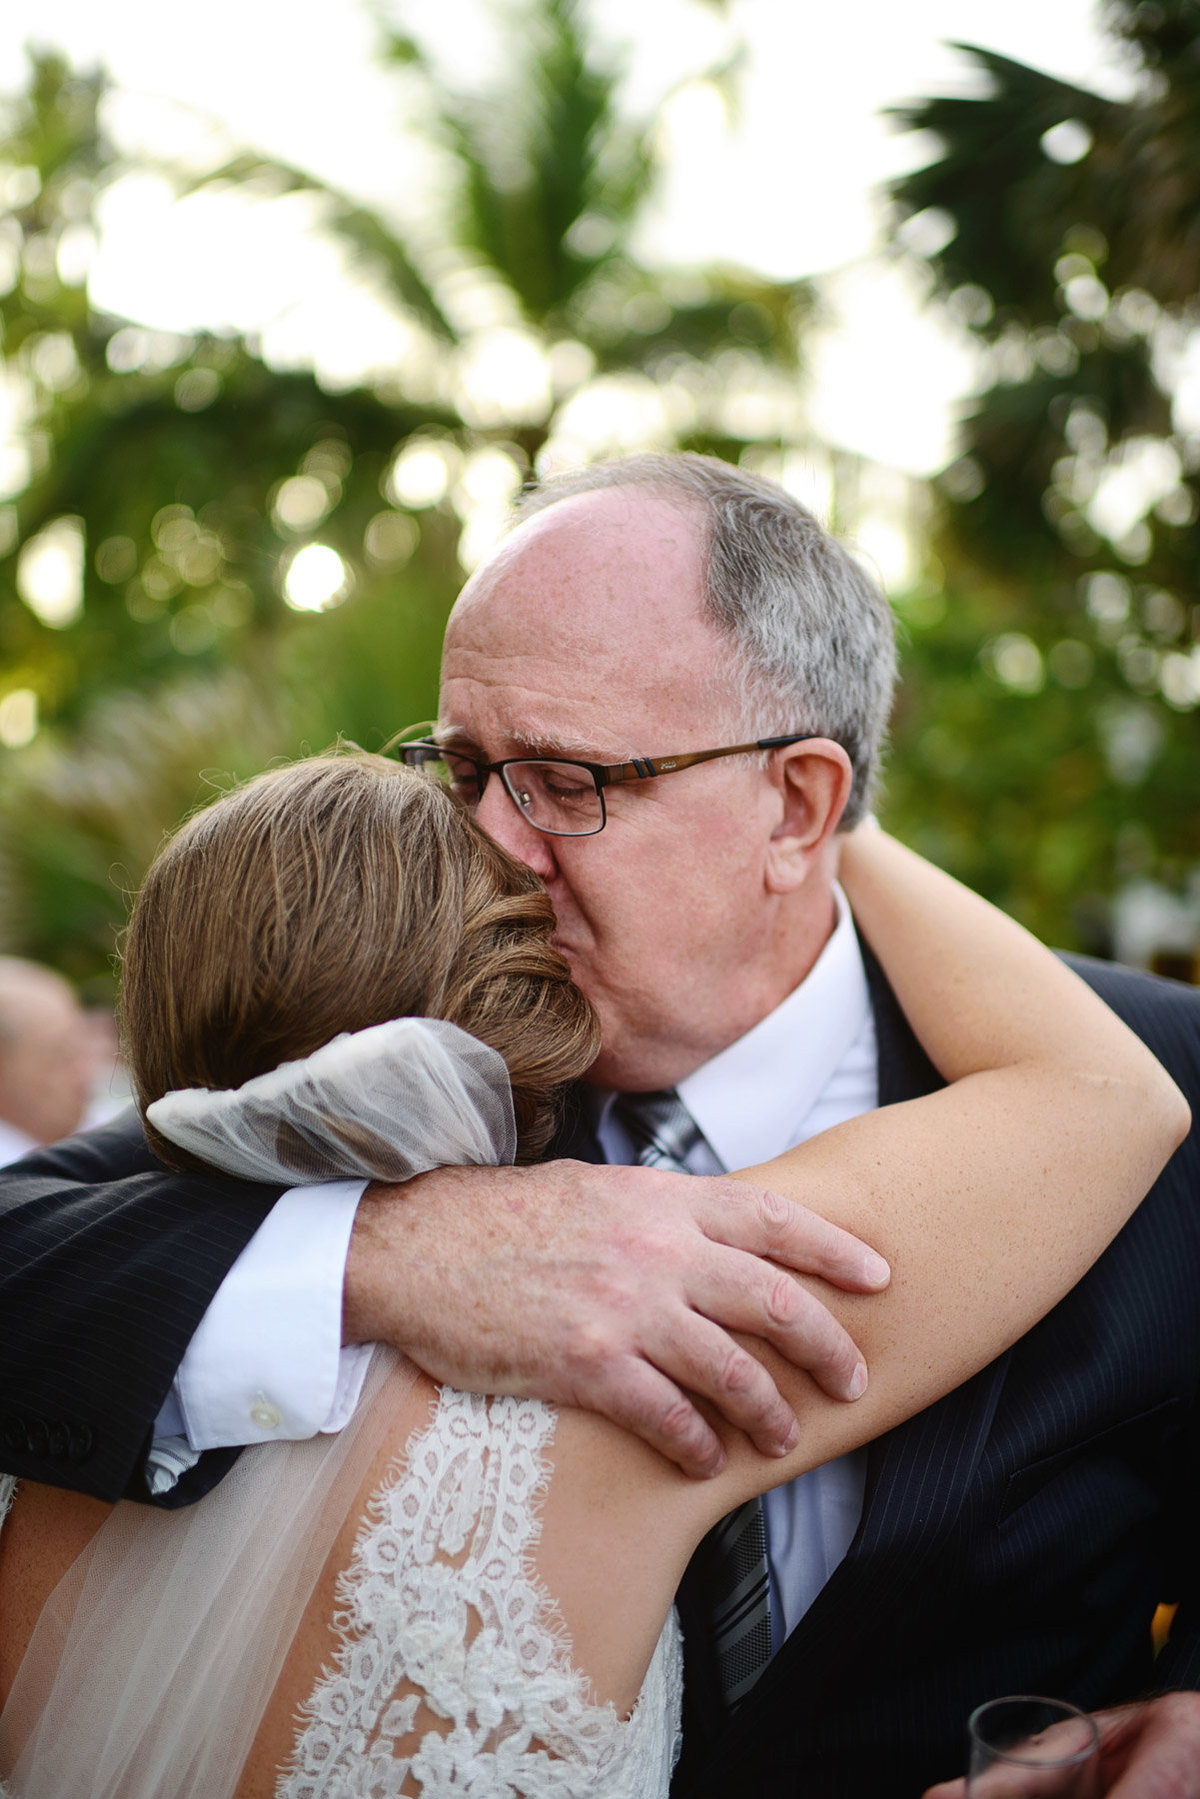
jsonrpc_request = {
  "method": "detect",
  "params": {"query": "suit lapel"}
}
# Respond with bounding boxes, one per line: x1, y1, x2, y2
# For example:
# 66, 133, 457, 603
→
680, 936, 1014, 1742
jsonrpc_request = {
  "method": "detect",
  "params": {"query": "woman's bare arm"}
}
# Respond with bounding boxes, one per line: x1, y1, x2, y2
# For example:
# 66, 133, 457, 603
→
671, 829, 1189, 1505
533, 835, 1190, 1707
712, 831, 1186, 1476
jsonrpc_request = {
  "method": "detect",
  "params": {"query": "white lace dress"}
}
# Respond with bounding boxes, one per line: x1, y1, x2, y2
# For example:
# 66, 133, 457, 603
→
0, 1406, 682, 1799
277, 1383, 683, 1798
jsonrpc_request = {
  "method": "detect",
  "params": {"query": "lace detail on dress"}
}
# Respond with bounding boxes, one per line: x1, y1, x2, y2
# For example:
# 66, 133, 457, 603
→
277, 1385, 682, 1798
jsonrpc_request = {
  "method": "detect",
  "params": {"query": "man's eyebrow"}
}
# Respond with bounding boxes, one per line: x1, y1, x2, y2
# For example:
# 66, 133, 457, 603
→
513, 728, 617, 761
436, 725, 624, 763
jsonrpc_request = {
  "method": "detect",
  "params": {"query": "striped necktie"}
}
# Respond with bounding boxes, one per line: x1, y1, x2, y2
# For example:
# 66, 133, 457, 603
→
611, 1087, 773, 1710
611, 1087, 705, 1170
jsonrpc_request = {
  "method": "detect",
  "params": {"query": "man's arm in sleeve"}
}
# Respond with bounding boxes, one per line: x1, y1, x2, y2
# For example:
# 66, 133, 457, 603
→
0, 1109, 285, 1504
2, 1120, 887, 1499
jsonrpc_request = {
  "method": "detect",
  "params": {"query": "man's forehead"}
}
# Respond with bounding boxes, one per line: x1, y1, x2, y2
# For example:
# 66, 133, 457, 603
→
439, 486, 722, 751
438, 625, 717, 762
459, 487, 704, 611
436, 679, 646, 763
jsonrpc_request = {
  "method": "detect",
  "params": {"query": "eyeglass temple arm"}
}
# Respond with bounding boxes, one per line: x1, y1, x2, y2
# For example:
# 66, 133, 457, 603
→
600, 734, 818, 787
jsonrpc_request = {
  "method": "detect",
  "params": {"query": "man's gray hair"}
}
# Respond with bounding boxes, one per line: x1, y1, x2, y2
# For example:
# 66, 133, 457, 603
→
514, 453, 898, 827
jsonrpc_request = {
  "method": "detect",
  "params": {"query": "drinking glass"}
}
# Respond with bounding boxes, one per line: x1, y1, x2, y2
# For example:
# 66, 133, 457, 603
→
967, 1695, 1099, 1798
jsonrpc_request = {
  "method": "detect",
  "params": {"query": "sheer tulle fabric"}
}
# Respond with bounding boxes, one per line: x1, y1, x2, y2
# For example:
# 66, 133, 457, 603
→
146, 1018, 517, 1183
0, 1352, 418, 1799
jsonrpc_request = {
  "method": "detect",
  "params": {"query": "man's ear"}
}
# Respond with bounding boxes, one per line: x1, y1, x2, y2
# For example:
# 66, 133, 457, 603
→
764, 739, 854, 893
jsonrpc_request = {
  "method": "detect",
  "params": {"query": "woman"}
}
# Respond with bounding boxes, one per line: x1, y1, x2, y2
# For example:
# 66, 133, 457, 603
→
0, 752, 1187, 1798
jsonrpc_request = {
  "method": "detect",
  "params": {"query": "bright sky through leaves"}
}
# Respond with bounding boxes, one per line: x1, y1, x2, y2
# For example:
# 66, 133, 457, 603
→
0, 0, 1128, 474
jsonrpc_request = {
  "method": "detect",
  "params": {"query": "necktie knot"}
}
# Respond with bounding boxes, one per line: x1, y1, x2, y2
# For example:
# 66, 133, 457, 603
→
611, 1089, 704, 1172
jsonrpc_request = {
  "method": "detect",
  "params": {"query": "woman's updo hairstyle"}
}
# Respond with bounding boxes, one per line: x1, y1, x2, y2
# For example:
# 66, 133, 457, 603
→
121, 752, 599, 1165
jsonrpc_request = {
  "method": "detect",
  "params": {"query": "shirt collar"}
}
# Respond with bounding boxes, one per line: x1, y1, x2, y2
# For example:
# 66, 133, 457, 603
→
674, 884, 871, 1172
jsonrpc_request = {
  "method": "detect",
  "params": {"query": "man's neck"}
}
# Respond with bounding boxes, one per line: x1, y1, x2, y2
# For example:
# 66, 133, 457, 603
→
591, 887, 875, 1172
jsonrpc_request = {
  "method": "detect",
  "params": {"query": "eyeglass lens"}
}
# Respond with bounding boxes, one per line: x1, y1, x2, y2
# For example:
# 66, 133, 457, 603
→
501, 761, 602, 834
403, 749, 604, 836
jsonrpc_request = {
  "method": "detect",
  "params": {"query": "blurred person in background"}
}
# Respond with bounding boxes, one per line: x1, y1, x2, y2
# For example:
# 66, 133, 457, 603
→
0, 959, 96, 1166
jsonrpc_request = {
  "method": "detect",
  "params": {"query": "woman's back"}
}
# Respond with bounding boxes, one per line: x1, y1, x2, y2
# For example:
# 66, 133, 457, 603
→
0, 1356, 691, 1799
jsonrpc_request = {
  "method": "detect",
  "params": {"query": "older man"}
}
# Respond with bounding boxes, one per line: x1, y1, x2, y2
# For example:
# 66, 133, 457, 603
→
1, 454, 1198, 1795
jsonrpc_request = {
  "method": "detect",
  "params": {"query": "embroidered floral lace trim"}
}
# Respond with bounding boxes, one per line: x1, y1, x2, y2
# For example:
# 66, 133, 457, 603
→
276, 1386, 681, 1798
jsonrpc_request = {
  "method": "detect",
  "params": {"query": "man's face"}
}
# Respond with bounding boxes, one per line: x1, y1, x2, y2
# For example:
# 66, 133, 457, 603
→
438, 487, 830, 1090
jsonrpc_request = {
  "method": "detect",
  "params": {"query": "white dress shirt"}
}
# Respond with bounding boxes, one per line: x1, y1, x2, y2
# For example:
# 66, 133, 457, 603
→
156, 891, 879, 1650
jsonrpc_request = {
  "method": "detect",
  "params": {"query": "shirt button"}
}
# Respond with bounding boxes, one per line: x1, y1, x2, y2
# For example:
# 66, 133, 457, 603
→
250, 1400, 282, 1431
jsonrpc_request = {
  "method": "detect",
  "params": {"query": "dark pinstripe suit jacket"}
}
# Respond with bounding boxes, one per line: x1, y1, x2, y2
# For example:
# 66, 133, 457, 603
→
0, 952, 1197, 1792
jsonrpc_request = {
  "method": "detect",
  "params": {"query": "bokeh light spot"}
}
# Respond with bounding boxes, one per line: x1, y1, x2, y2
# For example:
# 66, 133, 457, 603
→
1, 166, 41, 208
152, 504, 195, 551
1048, 639, 1095, 688
363, 510, 418, 566
983, 632, 1045, 694
17, 517, 85, 628
0, 687, 38, 748
141, 555, 183, 601
95, 535, 138, 584
169, 605, 219, 655
174, 367, 220, 411
272, 474, 332, 533
454, 329, 552, 428
1161, 647, 1200, 710
29, 332, 82, 393
1041, 119, 1093, 165
283, 543, 351, 612
385, 439, 461, 509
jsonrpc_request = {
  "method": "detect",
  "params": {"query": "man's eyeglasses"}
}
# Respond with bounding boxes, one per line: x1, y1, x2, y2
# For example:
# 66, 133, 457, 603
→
397, 734, 820, 838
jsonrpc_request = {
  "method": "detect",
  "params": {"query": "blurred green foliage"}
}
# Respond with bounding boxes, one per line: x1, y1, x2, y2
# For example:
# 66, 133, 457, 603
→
0, 0, 1198, 994
0, 6, 813, 992
881, 0, 1200, 956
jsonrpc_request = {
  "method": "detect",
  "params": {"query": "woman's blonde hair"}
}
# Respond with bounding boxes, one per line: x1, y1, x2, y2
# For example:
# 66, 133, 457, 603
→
121, 752, 600, 1166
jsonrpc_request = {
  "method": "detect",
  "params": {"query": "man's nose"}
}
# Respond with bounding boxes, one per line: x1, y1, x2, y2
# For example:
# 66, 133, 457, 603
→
474, 776, 558, 878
